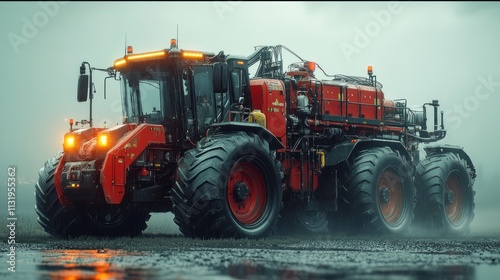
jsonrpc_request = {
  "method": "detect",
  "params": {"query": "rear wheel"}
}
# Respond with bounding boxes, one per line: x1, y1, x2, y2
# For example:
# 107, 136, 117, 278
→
414, 153, 475, 236
343, 147, 415, 235
172, 132, 283, 239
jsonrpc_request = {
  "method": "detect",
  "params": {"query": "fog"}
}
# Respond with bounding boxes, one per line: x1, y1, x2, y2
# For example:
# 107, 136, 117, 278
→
0, 2, 499, 235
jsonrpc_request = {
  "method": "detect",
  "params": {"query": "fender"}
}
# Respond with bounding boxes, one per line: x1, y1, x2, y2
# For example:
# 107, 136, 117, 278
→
325, 138, 412, 166
210, 122, 284, 150
424, 144, 476, 179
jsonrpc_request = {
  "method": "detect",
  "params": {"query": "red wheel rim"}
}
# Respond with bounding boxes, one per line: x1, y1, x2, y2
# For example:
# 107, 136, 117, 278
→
227, 161, 267, 225
378, 168, 403, 225
445, 171, 463, 226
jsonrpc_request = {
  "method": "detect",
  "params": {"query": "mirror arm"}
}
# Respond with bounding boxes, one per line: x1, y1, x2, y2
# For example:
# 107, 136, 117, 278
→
81, 62, 93, 127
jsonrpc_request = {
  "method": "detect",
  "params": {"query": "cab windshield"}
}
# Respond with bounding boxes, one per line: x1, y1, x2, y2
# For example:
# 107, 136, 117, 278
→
120, 68, 167, 124
118, 63, 223, 142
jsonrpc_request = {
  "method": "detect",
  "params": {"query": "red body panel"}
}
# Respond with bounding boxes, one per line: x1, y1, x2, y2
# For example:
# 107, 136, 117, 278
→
305, 81, 384, 120
250, 79, 287, 147
284, 158, 319, 192
55, 124, 166, 205
95, 124, 139, 155
100, 124, 165, 204
286, 74, 406, 138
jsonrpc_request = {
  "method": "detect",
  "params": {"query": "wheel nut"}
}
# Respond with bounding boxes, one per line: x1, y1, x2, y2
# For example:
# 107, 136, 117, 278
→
445, 190, 455, 205
379, 187, 391, 203
233, 182, 249, 202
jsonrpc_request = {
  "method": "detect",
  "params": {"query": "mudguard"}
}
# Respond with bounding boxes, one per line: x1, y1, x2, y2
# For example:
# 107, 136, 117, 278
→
210, 122, 284, 150
325, 138, 412, 166
423, 144, 476, 179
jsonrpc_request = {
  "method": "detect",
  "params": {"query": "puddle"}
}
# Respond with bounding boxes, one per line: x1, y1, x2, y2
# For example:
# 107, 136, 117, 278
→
221, 262, 500, 280
37, 249, 158, 279
2, 244, 499, 279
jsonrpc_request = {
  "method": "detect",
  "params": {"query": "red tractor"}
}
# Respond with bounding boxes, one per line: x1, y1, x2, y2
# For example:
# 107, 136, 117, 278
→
35, 41, 476, 238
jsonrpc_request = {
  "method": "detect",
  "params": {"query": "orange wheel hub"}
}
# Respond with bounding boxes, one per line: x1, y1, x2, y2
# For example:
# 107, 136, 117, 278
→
378, 168, 403, 225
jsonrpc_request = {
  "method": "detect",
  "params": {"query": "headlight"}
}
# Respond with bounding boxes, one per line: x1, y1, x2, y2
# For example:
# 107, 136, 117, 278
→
63, 133, 76, 151
97, 134, 108, 148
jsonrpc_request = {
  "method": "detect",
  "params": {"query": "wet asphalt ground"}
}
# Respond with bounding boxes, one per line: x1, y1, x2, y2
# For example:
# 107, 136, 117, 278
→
2, 213, 500, 280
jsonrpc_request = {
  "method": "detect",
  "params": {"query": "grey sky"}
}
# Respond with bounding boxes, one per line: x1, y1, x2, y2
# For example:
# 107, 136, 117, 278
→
1, 1, 499, 232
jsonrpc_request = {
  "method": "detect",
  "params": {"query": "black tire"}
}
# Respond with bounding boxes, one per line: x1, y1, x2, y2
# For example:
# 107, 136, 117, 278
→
35, 152, 83, 238
172, 132, 283, 239
278, 195, 329, 235
414, 153, 475, 236
295, 209, 328, 234
342, 147, 415, 235
35, 152, 150, 238
83, 205, 151, 237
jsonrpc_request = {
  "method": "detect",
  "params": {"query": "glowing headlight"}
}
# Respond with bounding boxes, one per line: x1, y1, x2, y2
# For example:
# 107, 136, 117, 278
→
98, 134, 108, 148
64, 134, 75, 150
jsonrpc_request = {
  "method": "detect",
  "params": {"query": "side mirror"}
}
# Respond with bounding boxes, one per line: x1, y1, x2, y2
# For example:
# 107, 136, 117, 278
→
213, 62, 228, 93
77, 74, 89, 102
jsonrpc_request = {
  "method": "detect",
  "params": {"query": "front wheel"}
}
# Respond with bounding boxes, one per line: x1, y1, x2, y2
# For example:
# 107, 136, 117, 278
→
35, 152, 150, 238
35, 152, 82, 238
172, 132, 283, 239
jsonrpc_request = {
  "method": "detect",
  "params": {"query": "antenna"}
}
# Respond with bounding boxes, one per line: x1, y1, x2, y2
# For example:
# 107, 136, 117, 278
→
124, 33, 127, 55
176, 24, 179, 47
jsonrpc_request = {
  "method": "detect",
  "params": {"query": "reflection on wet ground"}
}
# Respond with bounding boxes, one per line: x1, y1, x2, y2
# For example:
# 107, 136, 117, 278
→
37, 249, 157, 279
224, 261, 478, 280
10, 243, 496, 280
3, 213, 500, 279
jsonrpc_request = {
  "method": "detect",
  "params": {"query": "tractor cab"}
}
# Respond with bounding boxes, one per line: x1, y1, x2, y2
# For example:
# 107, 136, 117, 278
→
117, 63, 218, 142
112, 46, 223, 144
73, 39, 254, 155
